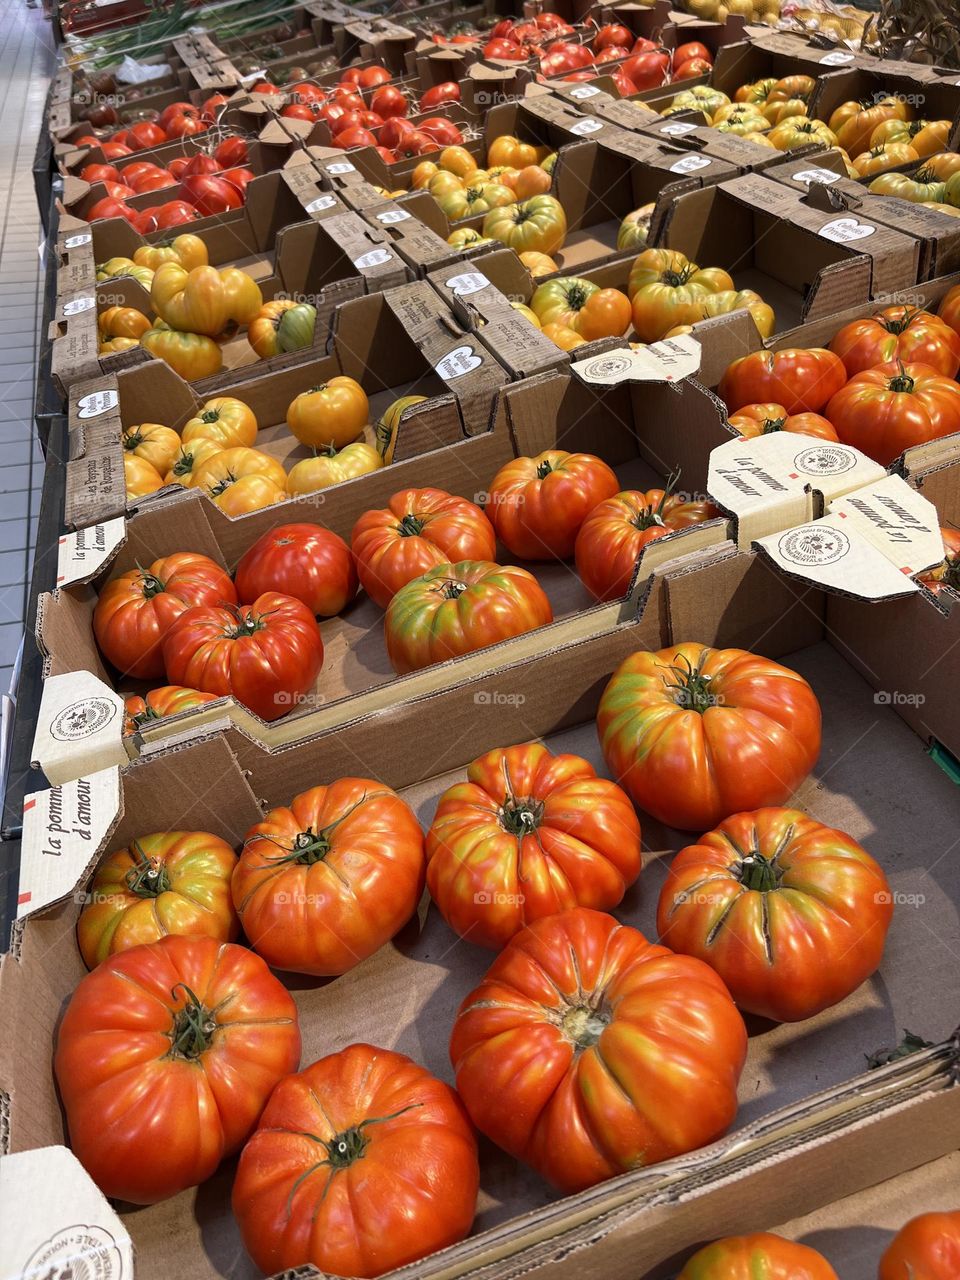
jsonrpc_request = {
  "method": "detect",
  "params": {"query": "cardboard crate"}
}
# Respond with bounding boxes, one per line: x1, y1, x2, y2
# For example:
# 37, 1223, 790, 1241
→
809, 55, 960, 148
5, 536, 960, 1278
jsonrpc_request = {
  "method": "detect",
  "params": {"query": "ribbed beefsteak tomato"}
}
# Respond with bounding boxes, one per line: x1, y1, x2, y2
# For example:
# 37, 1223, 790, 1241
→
727, 402, 839, 441
829, 305, 960, 378
450, 908, 746, 1192
678, 1232, 839, 1279
879, 1210, 960, 1280
487, 449, 619, 560
93, 552, 237, 679
233, 779, 425, 975
597, 643, 821, 830
825, 360, 960, 465
657, 807, 893, 1021
426, 742, 641, 948
162, 591, 324, 721
123, 684, 218, 733
77, 831, 239, 968
384, 560, 553, 674
719, 347, 847, 414
55, 935, 300, 1203
351, 488, 496, 608
233, 1044, 479, 1278
235, 523, 358, 618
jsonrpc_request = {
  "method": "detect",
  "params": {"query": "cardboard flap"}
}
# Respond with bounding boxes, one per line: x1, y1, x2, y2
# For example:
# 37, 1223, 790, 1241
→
571, 337, 702, 386
802, 182, 863, 215
56, 519, 127, 588
825, 473, 943, 573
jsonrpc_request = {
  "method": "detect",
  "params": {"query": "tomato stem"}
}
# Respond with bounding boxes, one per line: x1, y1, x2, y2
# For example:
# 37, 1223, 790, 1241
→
561, 1003, 610, 1050
735, 823, 794, 892
761, 417, 787, 434
168, 984, 217, 1060
137, 569, 167, 599
200, 408, 222, 424
325, 1104, 423, 1170
536, 459, 554, 479
663, 651, 718, 715
887, 361, 915, 394
440, 578, 468, 600
124, 840, 170, 896
397, 513, 425, 538
500, 797, 544, 836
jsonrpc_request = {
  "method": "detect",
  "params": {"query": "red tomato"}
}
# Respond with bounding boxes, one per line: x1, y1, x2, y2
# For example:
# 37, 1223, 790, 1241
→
419, 81, 460, 110
829, 306, 960, 378
154, 199, 203, 228
93, 552, 237, 679
201, 92, 230, 122
119, 159, 163, 182
55, 935, 300, 1204
719, 347, 848, 414
166, 158, 190, 180
158, 101, 199, 131
657, 807, 893, 1021
826, 360, 960, 465
487, 449, 620, 560
233, 1045, 479, 1278
100, 180, 135, 198
673, 57, 712, 79
370, 83, 408, 118
418, 116, 463, 145
426, 742, 642, 948
162, 591, 324, 722
99, 141, 134, 159
87, 197, 136, 222
541, 44, 595, 75
126, 120, 167, 150
485, 38, 528, 60
610, 68, 639, 96
235, 523, 358, 617
165, 113, 208, 140
330, 108, 366, 135
379, 114, 415, 150
384, 559, 553, 674
575, 487, 720, 601
673, 41, 712, 66
621, 50, 670, 88
214, 139, 248, 173
597, 643, 822, 831
394, 128, 440, 158
132, 208, 160, 234
339, 67, 365, 87
251, 80, 280, 94
333, 126, 378, 150
289, 81, 327, 104
358, 64, 392, 89
678, 1233, 839, 1279
595, 46, 627, 63
727, 402, 840, 441
594, 23, 633, 51
182, 152, 221, 178
351, 488, 496, 608
451, 908, 747, 1192
129, 170, 176, 194
489, 17, 516, 38
879, 1211, 960, 1280
80, 162, 119, 183
282, 101, 324, 122
536, 11, 573, 29
181, 173, 245, 214
233, 779, 425, 974
632, 36, 660, 52
331, 87, 364, 110
221, 166, 255, 193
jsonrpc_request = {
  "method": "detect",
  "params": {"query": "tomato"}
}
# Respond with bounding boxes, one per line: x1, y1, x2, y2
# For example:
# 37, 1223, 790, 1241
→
576, 487, 720, 601
879, 1211, 960, 1280
831, 97, 910, 158
620, 50, 669, 88
827, 360, 960, 465
830, 306, 960, 378
393, 128, 440, 158
598, 643, 822, 830
126, 120, 166, 150
426, 742, 641, 949
153, 199, 202, 229
358, 64, 392, 89
55, 935, 300, 1204
81, 161, 119, 183
236, 524, 358, 617
233, 780, 425, 975
487, 449, 619, 560
678, 1233, 839, 1279
163, 590, 323, 721
140, 327, 222, 380
182, 395, 258, 448
192, 447, 287, 516
151, 261, 262, 335
286, 442, 382, 495
719, 347, 848, 414
728, 402, 839, 441
166, 113, 208, 140
130, 169, 177, 194
93, 552, 236, 679
485, 37, 528, 59
594, 23, 633, 50
768, 118, 839, 151
233, 1044, 478, 1278
121, 422, 180, 474
370, 83, 407, 119
123, 684, 218, 733
379, 114, 415, 149
519, 249, 559, 278
918, 526, 960, 595
99, 304, 150, 339
351, 488, 495, 609
628, 249, 735, 343
384, 559, 553, 674
451, 908, 746, 1192
938, 283, 960, 336
123, 454, 163, 498
87, 196, 137, 223
419, 81, 460, 110
334, 125, 379, 150
181, 173, 245, 215
289, 81, 326, 104
673, 40, 712, 67
436, 180, 515, 220
481, 192, 566, 256
247, 299, 296, 358
158, 101, 199, 131
77, 831, 239, 969
282, 101, 324, 122
286, 376, 368, 449
99, 141, 133, 159
418, 116, 464, 146
487, 135, 548, 170
542, 321, 585, 351
658, 807, 893, 1021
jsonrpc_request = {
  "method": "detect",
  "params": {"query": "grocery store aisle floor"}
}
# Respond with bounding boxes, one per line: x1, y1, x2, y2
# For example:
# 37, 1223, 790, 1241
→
0, 0, 55, 694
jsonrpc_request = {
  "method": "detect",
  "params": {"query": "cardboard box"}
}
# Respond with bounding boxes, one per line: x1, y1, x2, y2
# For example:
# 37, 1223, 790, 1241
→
809, 58, 960, 148
6, 542, 960, 1278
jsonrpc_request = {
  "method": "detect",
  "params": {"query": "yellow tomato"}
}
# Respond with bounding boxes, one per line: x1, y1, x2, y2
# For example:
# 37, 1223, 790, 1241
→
140, 328, 223, 381
99, 336, 141, 354
447, 228, 496, 249
285, 442, 382, 495
411, 161, 439, 189
193, 447, 287, 515
511, 302, 541, 329
483, 195, 567, 256
518, 250, 559, 279
286, 377, 369, 449
376, 395, 427, 464
439, 146, 478, 179
121, 423, 181, 475
123, 454, 164, 499
98, 306, 151, 340
133, 234, 208, 272
487, 135, 548, 169
541, 322, 585, 352
182, 397, 258, 449
151, 263, 262, 337
163, 438, 223, 487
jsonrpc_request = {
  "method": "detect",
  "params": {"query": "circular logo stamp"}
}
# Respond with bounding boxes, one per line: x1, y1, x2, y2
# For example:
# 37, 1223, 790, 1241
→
23, 1225, 125, 1280
50, 698, 118, 742
778, 526, 851, 568
582, 354, 633, 380
793, 445, 858, 476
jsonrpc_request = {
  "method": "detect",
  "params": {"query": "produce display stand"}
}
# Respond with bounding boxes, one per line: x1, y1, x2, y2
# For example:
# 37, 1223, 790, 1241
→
4, 1, 960, 1277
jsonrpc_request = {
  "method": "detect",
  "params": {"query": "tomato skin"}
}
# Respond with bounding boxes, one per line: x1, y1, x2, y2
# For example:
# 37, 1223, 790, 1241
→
93, 552, 237, 679
677, 1232, 839, 1279
727, 402, 839, 441
77, 831, 239, 968
351, 488, 496, 608
657, 807, 893, 1021
719, 347, 848, 414
236, 523, 358, 618
597, 643, 821, 831
426, 742, 641, 948
140, 327, 223, 380
384, 559, 553, 674
286, 376, 369, 449
826, 360, 960, 465
918, 526, 960, 595
233, 1044, 478, 1278
123, 684, 218, 733
488, 449, 620, 560
483, 193, 567, 256
182, 395, 257, 449
829, 306, 960, 378
879, 1211, 960, 1280
54, 935, 300, 1204
575, 488, 720, 601
233, 780, 425, 975
450, 908, 746, 1192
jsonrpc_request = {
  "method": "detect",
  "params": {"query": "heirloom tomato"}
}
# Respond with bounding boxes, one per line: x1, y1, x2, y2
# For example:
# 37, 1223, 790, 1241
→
829, 306, 960, 378
879, 1210, 960, 1280
451, 908, 746, 1192
435, 180, 515, 221
375, 394, 427, 464
123, 453, 164, 498
285, 442, 382, 495
193, 447, 287, 515
54, 935, 300, 1203
163, 590, 323, 721
140, 327, 222, 380
918, 527, 960, 595
719, 347, 847, 414
597, 643, 821, 831
123, 684, 218, 734
617, 205, 654, 252
77, 831, 239, 968
180, 173, 245, 216
93, 551, 236, 679
235, 523, 358, 617
384, 559, 552, 673
133, 232, 207, 272
575, 487, 720, 601
121, 422, 180, 475
830, 96, 910, 158
767, 118, 839, 150
657, 807, 893, 1021
519, 249, 559, 277
151, 262, 262, 336
677, 1233, 838, 1279
487, 449, 619, 560
594, 22, 633, 50
530, 276, 630, 338
541, 321, 584, 350
352, 488, 496, 608
98, 304, 150, 339
826, 360, 960, 465
286, 376, 368, 449
727, 402, 839, 441
163, 437, 223, 486
939, 283, 960, 335
181, 395, 257, 448
233, 779, 425, 975
482, 194, 567, 256
628, 249, 735, 343
233, 1045, 478, 1278
426, 742, 641, 948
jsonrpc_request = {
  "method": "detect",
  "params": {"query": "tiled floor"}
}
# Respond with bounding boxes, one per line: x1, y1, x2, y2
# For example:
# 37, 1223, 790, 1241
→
0, 0, 55, 693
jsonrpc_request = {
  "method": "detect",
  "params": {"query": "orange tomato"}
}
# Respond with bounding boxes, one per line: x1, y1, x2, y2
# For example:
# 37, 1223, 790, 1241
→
193, 447, 287, 515
286, 377, 369, 449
